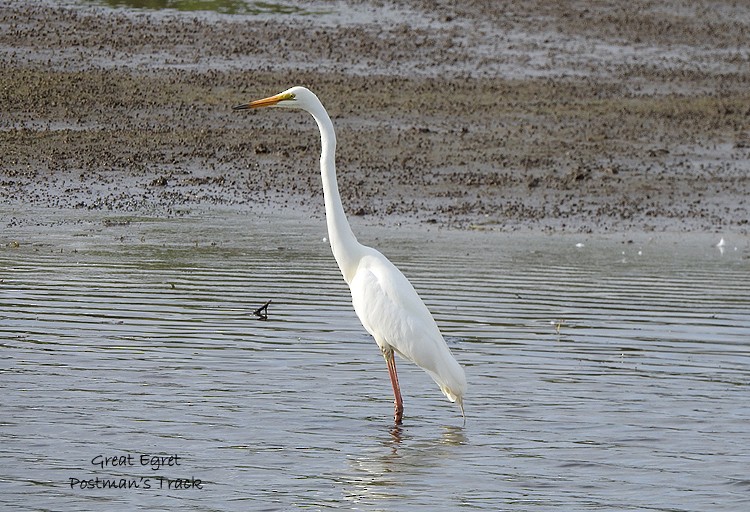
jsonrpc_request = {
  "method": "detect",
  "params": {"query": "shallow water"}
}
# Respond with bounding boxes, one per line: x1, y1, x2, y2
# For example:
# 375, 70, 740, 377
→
1, 209, 749, 511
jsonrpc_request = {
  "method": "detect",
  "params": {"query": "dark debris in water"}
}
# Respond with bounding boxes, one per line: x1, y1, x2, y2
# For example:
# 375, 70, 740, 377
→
253, 300, 271, 321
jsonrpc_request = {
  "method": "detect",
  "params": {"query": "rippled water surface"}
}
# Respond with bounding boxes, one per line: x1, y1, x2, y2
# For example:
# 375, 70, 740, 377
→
2, 209, 749, 511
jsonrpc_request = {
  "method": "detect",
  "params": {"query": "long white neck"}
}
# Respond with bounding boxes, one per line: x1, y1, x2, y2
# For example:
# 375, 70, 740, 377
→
308, 103, 364, 283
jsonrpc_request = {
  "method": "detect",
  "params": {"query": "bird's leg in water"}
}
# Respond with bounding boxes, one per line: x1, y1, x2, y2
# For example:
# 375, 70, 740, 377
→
384, 348, 404, 425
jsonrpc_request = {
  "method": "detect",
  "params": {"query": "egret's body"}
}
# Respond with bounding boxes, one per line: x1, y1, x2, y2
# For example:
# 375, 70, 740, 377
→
234, 87, 466, 424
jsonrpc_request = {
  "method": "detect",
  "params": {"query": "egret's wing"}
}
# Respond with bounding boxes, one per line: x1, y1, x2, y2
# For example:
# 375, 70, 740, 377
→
350, 253, 438, 357
348, 251, 466, 402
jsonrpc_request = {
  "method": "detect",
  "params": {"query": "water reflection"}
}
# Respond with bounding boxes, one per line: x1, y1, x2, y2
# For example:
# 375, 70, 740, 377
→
342, 424, 468, 507
389, 425, 403, 446
387, 424, 466, 448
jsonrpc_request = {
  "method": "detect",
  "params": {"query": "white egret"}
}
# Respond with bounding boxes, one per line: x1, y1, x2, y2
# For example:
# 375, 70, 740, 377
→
234, 87, 466, 425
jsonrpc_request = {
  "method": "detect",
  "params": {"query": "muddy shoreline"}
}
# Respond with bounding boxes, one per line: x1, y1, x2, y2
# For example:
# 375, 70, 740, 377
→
1, 0, 749, 233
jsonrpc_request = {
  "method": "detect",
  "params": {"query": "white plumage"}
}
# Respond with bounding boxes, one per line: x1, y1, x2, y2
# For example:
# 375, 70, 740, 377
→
234, 86, 467, 424
349, 250, 466, 406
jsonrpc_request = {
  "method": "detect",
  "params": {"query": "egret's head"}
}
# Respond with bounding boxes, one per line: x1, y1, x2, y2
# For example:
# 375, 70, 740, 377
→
232, 86, 317, 112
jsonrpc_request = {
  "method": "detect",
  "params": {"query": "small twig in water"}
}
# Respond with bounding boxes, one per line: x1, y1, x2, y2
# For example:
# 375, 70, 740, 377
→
552, 319, 566, 334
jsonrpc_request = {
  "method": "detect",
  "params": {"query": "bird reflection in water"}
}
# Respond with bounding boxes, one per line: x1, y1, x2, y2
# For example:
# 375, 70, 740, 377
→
389, 424, 403, 446
342, 424, 467, 505
387, 424, 466, 449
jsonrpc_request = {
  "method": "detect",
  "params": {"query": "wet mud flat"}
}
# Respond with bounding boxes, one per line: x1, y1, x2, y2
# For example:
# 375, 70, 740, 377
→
1, 0, 749, 232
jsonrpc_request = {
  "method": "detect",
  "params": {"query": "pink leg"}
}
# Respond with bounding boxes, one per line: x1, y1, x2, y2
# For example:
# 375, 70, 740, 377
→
385, 349, 404, 425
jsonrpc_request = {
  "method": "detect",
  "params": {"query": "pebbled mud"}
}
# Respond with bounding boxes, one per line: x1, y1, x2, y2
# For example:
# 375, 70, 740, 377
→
1, 0, 749, 232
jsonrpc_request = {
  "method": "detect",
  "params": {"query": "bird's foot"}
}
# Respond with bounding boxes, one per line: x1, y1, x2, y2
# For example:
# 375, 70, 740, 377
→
394, 402, 404, 425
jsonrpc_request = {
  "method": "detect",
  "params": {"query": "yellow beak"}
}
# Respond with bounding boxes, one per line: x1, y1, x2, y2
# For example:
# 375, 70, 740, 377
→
233, 92, 294, 111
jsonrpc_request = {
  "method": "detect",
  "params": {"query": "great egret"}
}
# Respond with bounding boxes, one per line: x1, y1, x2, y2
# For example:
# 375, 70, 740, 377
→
233, 86, 467, 425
